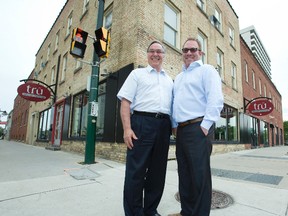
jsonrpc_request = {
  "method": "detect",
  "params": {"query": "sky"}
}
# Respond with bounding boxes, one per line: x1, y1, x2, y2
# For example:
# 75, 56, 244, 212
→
0, 0, 287, 123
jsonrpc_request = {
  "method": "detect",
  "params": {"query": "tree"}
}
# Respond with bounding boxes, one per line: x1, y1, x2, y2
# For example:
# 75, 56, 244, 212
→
283, 121, 288, 144
0, 127, 4, 139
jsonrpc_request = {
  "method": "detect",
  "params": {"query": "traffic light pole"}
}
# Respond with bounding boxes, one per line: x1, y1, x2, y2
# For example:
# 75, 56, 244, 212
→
84, 0, 105, 164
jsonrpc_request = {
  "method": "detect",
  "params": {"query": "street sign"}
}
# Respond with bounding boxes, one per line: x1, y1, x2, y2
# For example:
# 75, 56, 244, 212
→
247, 99, 274, 116
17, 83, 51, 102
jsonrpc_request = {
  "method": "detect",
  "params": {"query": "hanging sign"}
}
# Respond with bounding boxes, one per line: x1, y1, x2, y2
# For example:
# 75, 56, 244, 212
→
17, 83, 51, 102
246, 99, 274, 116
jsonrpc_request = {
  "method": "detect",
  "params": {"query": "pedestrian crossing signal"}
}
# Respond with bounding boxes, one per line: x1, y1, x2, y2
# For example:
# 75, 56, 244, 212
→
70, 28, 88, 58
94, 27, 110, 58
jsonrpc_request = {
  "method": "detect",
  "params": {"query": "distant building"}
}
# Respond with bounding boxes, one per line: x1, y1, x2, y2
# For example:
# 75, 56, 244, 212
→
241, 26, 271, 79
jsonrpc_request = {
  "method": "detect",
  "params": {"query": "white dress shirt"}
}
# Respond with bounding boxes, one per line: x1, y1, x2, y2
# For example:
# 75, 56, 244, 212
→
172, 60, 224, 130
117, 65, 174, 115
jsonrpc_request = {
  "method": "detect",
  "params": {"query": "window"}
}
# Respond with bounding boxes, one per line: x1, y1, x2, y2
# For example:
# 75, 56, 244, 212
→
40, 56, 43, 71
51, 66, 55, 85
71, 91, 88, 137
264, 84, 267, 97
47, 44, 51, 61
229, 25, 235, 46
164, 2, 179, 48
212, 7, 222, 31
104, 7, 112, 30
244, 61, 248, 82
55, 31, 59, 51
38, 108, 52, 141
252, 70, 256, 89
197, 32, 207, 63
258, 79, 262, 95
196, 0, 206, 11
215, 105, 238, 142
75, 59, 83, 70
216, 48, 224, 80
82, 0, 89, 14
66, 13, 73, 36
231, 62, 237, 90
61, 54, 68, 82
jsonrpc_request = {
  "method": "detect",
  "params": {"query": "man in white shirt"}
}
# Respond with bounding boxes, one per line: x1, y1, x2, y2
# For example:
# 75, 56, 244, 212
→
169, 38, 223, 216
117, 40, 173, 216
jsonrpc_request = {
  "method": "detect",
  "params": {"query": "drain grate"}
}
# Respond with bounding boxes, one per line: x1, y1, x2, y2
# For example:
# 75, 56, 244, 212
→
174, 189, 233, 209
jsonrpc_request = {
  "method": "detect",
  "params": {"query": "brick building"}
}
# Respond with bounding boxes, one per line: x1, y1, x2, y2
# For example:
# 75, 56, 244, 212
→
240, 35, 283, 147
10, 0, 283, 162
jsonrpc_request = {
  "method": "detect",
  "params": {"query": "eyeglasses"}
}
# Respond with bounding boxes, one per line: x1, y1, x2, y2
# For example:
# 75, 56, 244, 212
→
147, 49, 164, 54
182, 47, 200, 53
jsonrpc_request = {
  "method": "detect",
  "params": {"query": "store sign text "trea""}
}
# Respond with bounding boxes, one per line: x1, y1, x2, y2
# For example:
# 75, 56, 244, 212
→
17, 83, 51, 102
247, 99, 274, 116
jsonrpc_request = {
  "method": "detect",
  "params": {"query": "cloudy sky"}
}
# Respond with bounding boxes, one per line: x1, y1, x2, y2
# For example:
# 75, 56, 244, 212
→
1, 0, 287, 123
0, 0, 66, 122
228, 0, 288, 121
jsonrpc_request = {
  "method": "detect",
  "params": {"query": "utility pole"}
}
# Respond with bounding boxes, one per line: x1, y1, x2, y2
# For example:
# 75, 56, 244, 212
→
84, 0, 105, 164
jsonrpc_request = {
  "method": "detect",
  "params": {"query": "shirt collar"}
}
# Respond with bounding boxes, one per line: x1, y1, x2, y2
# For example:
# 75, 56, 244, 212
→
147, 65, 166, 74
182, 60, 203, 72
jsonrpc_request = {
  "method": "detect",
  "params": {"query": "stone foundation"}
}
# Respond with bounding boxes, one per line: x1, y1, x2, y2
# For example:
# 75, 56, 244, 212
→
32, 140, 251, 163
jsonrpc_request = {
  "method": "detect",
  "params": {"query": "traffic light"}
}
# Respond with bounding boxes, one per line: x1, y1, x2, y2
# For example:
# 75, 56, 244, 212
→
70, 28, 88, 58
94, 27, 110, 58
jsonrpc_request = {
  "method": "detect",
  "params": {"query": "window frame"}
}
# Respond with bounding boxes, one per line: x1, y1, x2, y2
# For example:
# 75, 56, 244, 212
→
164, 2, 180, 48
231, 62, 237, 90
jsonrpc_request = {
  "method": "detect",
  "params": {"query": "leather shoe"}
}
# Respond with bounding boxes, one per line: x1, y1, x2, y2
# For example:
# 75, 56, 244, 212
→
168, 213, 182, 216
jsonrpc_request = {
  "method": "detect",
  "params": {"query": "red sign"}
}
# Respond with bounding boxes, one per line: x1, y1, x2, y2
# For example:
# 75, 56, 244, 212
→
247, 99, 274, 116
17, 83, 51, 102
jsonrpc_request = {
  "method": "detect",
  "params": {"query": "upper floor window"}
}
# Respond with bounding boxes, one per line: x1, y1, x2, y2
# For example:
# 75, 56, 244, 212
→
82, 0, 89, 14
76, 59, 83, 70
244, 61, 248, 82
258, 79, 262, 95
252, 70, 256, 89
51, 66, 55, 85
196, 0, 206, 12
231, 62, 237, 90
104, 7, 113, 30
164, 2, 180, 48
47, 44, 51, 61
211, 7, 222, 31
264, 84, 267, 97
55, 31, 59, 51
216, 48, 224, 80
229, 25, 235, 46
61, 54, 68, 82
66, 13, 73, 37
197, 32, 207, 63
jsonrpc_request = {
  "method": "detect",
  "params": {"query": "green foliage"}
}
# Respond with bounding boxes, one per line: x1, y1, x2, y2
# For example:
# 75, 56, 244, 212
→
284, 121, 288, 143
0, 127, 4, 138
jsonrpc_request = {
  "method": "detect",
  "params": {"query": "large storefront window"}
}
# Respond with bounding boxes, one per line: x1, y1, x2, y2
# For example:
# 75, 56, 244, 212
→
38, 108, 52, 141
71, 91, 88, 137
215, 105, 238, 142
96, 82, 106, 138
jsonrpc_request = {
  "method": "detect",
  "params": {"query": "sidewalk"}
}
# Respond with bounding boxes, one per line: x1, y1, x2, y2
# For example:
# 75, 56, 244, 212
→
0, 140, 288, 216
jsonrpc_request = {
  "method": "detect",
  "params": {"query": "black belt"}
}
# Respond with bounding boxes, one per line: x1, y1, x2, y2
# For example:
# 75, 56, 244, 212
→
178, 117, 203, 127
133, 111, 170, 119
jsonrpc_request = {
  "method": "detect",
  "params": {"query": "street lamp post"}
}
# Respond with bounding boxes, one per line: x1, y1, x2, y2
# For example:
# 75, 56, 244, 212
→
84, 0, 105, 164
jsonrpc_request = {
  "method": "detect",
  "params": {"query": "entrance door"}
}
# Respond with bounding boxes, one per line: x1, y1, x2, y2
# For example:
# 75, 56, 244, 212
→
54, 103, 64, 146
